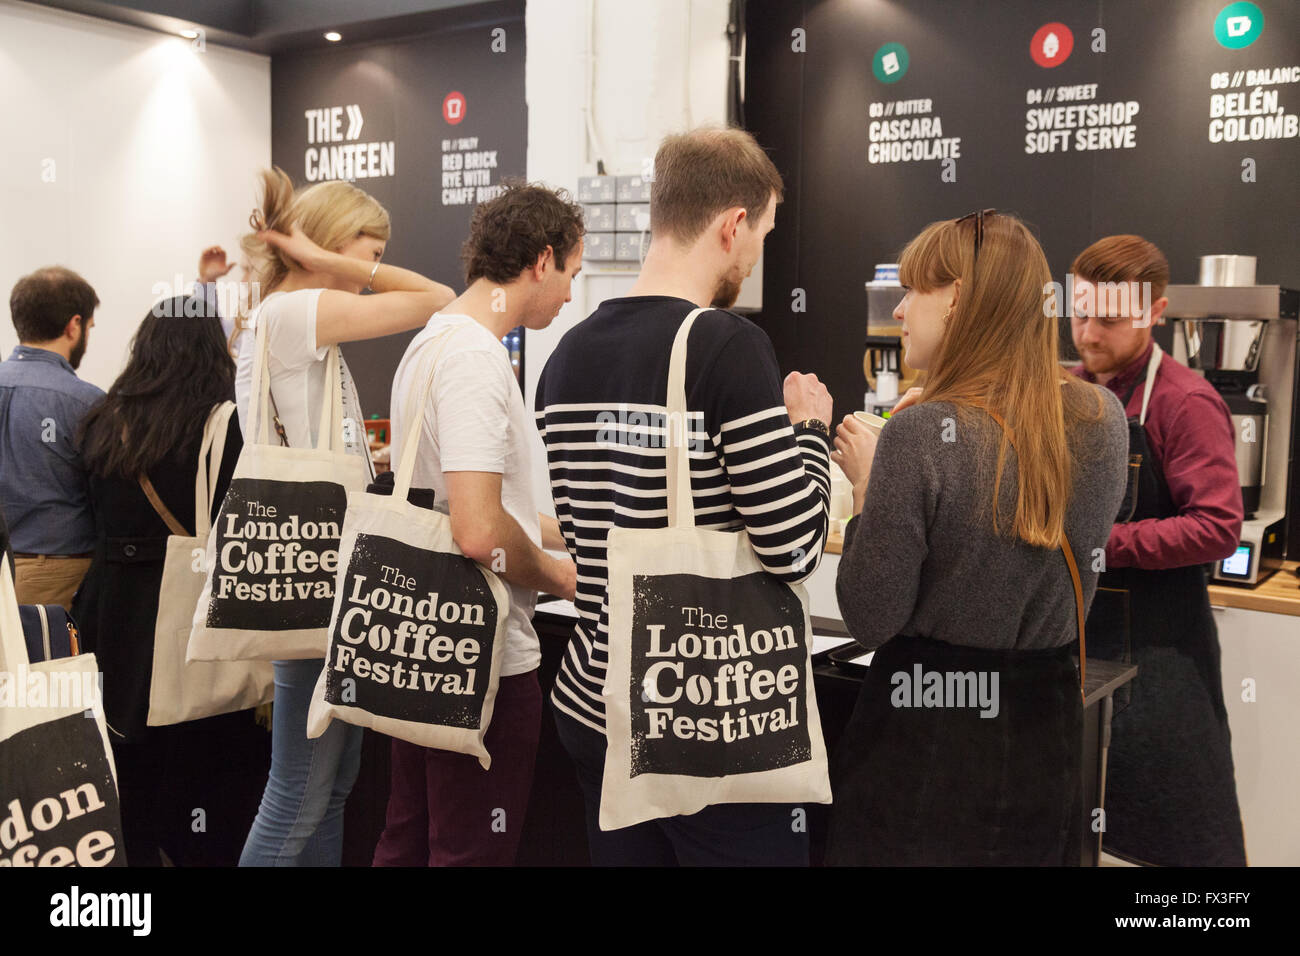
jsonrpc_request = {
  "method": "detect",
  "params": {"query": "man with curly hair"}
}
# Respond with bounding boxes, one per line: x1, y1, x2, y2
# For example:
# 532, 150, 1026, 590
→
375, 183, 583, 866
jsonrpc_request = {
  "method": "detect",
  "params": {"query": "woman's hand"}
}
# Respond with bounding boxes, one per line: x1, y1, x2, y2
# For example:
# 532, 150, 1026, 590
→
258, 224, 327, 273
198, 246, 235, 283
831, 414, 880, 513
891, 386, 925, 414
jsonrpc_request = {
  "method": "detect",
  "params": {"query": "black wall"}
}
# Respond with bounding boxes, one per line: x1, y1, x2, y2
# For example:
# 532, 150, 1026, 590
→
745, 0, 1300, 419
270, 0, 526, 417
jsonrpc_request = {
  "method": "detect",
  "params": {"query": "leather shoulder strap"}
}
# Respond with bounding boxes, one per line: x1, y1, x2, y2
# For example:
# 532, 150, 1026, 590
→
1059, 531, 1086, 693
138, 474, 189, 537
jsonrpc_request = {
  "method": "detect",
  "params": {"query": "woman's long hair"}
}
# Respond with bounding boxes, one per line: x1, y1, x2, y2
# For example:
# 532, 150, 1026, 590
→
79, 297, 235, 479
227, 167, 391, 353
898, 213, 1101, 549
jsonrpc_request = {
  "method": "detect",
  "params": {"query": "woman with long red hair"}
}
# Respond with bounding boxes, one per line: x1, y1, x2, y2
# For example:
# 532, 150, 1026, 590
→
827, 211, 1129, 865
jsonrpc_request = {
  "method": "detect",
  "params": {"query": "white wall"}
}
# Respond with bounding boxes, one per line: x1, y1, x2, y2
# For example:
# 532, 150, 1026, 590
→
0, 0, 271, 392
524, 0, 731, 516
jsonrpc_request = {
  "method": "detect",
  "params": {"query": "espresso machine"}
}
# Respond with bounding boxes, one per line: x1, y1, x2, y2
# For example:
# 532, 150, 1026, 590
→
1164, 256, 1300, 586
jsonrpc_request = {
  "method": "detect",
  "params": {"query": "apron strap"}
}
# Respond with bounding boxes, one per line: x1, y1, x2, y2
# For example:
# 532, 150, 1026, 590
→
974, 405, 1086, 696
1138, 343, 1162, 427
1118, 342, 1162, 425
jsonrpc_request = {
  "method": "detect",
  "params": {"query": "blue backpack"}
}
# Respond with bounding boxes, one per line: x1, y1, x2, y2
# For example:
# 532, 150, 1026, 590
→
19, 603, 81, 662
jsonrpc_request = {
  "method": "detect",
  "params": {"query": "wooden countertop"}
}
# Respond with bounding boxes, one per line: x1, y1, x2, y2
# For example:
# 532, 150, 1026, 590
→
1208, 562, 1300, 617
825, 530, 1300, 618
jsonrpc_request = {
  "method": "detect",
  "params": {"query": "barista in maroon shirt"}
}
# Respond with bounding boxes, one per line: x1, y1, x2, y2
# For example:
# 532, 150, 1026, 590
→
1069, 235, 1246, 867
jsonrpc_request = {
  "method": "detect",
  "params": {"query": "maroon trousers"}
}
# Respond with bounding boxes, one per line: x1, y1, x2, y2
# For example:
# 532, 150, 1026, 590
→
372, 670, 542, 867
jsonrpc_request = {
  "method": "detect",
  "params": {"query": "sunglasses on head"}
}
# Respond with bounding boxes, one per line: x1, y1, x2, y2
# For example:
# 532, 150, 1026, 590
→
955, 208, 997, 262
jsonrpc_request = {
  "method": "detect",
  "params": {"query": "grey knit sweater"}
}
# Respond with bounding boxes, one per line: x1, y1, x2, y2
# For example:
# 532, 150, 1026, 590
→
836, 386, 1129, 651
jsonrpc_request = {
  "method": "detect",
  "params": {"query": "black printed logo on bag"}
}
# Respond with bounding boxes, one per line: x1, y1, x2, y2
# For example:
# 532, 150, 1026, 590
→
630, 571, 810, 777
0, 714, 124, 867
324, 534, 497, 726
206, 478, 348, 630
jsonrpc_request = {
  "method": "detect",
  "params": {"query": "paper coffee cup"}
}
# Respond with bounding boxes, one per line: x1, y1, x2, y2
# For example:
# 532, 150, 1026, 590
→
853, 410, 888, 435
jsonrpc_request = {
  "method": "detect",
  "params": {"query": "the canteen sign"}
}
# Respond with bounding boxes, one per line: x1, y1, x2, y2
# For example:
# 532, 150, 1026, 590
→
303, 103, 396, 182
629, 571, 811, 777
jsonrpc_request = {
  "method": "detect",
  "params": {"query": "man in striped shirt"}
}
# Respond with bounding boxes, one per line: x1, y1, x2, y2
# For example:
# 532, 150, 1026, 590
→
535, 128, 833, 865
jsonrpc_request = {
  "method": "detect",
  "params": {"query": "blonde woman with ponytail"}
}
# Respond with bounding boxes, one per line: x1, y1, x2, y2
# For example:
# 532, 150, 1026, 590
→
826, 211, 1128, 866
234, 168, 455, 866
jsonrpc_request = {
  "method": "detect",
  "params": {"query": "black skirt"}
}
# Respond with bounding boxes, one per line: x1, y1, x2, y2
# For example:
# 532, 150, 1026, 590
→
826, 634, 1083, 866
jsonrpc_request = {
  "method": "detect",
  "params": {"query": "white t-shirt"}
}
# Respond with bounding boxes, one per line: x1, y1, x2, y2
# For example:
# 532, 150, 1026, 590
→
390, 312, 542, 677
234, 288, 374, 479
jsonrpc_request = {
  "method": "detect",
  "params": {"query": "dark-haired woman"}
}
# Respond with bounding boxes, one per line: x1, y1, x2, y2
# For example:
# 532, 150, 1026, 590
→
72, 297, 267, 866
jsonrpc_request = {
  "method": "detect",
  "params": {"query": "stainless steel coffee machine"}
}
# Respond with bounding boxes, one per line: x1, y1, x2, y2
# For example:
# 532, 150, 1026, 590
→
1164, 256, 1299, 586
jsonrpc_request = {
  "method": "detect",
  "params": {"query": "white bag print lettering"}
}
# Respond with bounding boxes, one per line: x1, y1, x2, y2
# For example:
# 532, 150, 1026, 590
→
306, 326, 509, 769
188, 307, 369, 662
146, 402, 273, 725
599, 308, 833, 831
0, 561, 126, 866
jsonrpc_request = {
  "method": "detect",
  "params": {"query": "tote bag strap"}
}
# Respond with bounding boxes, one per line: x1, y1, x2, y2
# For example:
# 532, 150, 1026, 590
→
0, 558, 27, 671
194, 401, 238, 538
391, 324, 464, 505
974, 404, 1086, 695
664, 307, 712, 530
248, 298, 345, 451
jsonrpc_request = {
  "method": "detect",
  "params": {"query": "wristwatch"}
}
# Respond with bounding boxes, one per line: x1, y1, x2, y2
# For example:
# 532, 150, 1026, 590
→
797, 419, 829, 436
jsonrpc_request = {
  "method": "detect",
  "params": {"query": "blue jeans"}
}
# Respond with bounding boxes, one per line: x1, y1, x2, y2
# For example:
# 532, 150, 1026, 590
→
239, 659, 364, 866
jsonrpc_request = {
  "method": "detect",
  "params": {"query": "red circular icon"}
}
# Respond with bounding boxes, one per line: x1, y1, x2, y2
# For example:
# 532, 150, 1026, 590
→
1030, 23, 1074, 68
442, 91, 466, 125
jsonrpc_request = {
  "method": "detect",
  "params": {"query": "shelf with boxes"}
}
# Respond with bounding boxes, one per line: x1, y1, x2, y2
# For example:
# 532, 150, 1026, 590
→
578, 173, 651, 265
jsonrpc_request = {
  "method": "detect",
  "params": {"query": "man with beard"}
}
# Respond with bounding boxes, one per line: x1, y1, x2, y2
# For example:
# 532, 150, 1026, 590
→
1069, 235, 1246, 866
535, 127, 834, 865
0, 266, 104, 607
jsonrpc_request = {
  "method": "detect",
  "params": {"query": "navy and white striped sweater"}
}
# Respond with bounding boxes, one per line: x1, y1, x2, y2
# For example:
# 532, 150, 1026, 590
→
535, 296, 832, 733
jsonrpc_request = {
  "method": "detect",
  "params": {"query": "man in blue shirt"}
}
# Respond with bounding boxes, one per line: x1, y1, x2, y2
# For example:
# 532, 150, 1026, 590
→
0, 266, 105, 607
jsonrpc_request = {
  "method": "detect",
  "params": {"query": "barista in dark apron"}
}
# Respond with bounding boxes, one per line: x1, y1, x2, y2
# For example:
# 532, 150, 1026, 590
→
1088, 344, 1247, 866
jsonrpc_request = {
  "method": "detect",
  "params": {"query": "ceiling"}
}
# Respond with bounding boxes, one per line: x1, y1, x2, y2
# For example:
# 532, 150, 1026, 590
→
26, 0, 506, 53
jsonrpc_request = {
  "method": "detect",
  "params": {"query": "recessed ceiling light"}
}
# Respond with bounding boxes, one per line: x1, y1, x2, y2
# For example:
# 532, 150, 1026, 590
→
180, 28, 199, 39
324, 31, 342, 42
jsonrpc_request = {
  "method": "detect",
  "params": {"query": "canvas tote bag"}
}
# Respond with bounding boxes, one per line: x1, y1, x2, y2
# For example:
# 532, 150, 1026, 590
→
600, 307, 833, 831
306, 325, 510, 769
188, 305, 369, 661
0, 559, 126, 866
144, 402, 274, 725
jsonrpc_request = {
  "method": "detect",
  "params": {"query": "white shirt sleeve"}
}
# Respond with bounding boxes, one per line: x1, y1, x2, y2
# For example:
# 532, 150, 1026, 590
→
430, 347, 511, 474
268, 288, 329, 368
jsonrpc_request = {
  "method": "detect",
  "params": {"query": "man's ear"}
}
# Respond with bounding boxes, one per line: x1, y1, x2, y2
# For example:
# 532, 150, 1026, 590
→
719, 207, 747, 252
1149, 295, 1169, 326
532, 245, 554, 280
64, 314, 84, 340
